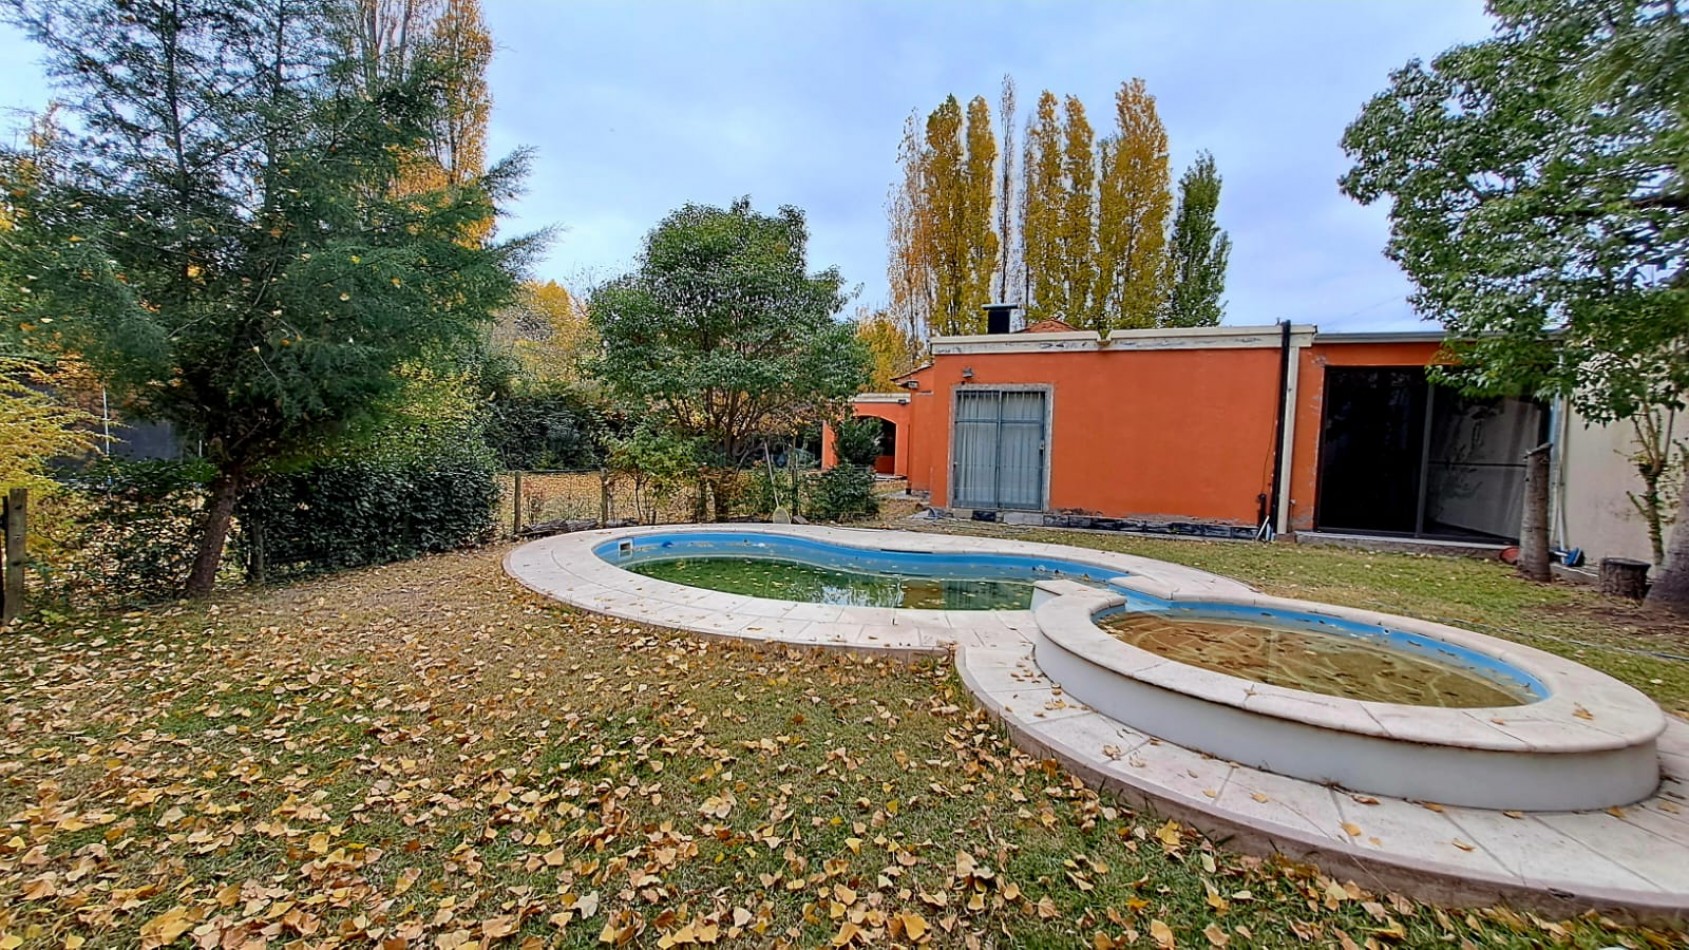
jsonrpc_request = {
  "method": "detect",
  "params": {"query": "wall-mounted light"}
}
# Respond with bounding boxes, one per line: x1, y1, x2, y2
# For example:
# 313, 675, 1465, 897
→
900, 379, 920, 391
961, 366, 974, 381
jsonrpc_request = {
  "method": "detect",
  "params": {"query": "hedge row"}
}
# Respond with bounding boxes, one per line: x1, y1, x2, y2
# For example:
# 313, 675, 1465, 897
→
237, 459, 499, 580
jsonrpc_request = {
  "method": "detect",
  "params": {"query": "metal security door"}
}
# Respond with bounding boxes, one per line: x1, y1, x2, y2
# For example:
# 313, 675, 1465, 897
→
951, 390, 1047, 510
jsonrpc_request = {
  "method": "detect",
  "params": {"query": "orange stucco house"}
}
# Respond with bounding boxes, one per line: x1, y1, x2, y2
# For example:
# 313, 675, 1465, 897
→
826, 319, 1553, 545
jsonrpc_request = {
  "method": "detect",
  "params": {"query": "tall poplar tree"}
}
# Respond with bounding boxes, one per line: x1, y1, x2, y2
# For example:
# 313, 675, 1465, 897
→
902, 94, 998, 337
923, 96, 969, 335
1162, 152, 1231, 327
1054, 96, 1097, 325
1, 0, 538, 596
1095, 79, 1172, 330
996, 74, 1019, 306
1020, 91, 1064, 322
886, 113, 935, 349
961, 96, 1000, 326
431, 0, 490, 186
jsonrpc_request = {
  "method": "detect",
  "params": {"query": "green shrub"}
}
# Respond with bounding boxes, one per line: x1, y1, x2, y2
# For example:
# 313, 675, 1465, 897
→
45, 457, 216, 604
807, 463, 878, 522
237, 458, 498, 580
484, 384, 609, 471
832, 417, 882, 467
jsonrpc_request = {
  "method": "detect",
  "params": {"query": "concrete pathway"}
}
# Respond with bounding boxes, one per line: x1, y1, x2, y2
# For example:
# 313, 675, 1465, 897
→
506, 524, 1689, 921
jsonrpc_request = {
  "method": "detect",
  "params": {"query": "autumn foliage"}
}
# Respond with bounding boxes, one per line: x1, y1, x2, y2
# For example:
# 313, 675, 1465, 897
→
888, 77, 1231, 341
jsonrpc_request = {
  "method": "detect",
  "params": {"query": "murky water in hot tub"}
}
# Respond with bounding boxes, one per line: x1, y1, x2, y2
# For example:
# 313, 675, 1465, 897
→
1100, 613, 1530, 707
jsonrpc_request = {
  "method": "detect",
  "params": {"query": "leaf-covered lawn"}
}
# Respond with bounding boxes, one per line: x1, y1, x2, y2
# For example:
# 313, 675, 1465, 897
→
1, 538, 1684, 949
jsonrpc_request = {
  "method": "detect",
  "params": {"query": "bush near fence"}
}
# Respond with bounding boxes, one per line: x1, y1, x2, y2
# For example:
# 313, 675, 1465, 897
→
239, 459, 499, 580
40, 457, 217, 605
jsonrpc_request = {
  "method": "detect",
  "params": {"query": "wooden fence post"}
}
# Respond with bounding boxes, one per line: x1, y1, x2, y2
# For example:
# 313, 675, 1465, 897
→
2, 488, 26, 625
1518, 443, 1552, 583
512, 472, 524, 537
599, 472, 610, 527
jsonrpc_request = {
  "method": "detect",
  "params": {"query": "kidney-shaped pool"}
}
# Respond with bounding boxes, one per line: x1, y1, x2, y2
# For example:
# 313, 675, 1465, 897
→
525, 524, 1668, 811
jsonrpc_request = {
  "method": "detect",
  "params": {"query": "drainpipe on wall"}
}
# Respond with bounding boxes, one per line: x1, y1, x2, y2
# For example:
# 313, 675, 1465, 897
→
1264, 320, 1294, 539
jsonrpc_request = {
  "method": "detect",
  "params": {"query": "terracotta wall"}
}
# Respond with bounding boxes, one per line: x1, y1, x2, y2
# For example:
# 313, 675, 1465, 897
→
825, 398, 913, 476
904, 347, 1286, 525
1284, 340, 1444, 533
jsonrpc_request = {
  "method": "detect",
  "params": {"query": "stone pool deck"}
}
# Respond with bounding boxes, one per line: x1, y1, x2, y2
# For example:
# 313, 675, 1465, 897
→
506, 524, 1689, 922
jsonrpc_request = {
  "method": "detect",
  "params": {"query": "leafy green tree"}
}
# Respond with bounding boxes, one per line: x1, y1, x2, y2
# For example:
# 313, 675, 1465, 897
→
1341, 0, 1689, 610
1161, 151, 1231, 327
0, 0, 539, 596
588, 199, 870, 520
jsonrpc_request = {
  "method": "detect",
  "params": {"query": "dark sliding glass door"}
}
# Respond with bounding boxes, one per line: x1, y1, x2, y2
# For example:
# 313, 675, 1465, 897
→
1314, 368, 1545, 542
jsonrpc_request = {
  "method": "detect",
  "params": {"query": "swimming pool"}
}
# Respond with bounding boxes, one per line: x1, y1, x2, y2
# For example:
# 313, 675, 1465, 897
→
518, 523, 1666, 811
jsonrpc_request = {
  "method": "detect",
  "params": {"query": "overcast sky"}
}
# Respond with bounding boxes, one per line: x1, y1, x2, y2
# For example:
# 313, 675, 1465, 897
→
0, 1, 1496, 332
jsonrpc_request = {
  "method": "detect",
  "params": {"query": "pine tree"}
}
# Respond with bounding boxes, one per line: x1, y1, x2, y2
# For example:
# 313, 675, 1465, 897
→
1020, 91, 1064, 322
1161, 151, 1231, 327
1, 0, 539, 596
1096, 79, 1172, 330
960, 96, 999, 327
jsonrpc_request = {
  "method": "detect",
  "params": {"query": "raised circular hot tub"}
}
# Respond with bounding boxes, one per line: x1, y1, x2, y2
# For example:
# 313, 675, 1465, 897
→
1031, 581, 1666, 812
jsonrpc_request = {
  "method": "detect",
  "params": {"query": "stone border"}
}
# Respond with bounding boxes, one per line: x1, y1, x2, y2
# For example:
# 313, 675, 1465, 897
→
957, 640, 1689, 923
1033, 583, 1665, 811
503, 523, 1252, 657
505, 524, 1689, 921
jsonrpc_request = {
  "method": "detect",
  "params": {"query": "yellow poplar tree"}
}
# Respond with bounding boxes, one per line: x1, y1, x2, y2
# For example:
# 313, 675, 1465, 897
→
1020, 91, 1064, 323
490, 281, 595, 383
961, 96, 1000, 326
923, 96, 970, 335
1095, 78, 1172, 330
996, 75, 1019, 305
886, 113, 936, 349
432, 0, 491, 187
345, 0, 492, 242
1056, 96, 1097, 326
854, 310, 918, 392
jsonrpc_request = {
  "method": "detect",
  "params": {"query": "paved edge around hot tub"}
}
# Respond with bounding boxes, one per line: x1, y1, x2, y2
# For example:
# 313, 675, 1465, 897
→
503, 525, 1689, 922
956, 639, 1689, 924
1032, 583, 1666, 812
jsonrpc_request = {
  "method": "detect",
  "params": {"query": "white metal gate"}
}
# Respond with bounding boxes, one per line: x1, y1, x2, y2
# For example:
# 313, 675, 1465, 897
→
951, 389, 1047, 510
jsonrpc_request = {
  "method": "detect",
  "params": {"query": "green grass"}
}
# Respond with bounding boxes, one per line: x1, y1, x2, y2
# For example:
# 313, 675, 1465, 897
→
0, 533, 1682, 948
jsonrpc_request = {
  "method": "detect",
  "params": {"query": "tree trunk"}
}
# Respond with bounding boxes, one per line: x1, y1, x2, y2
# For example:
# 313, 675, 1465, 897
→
1601, 558, 1651, 600
1517, 443, 1552, 583
184, 468, 242, 599
1644, 469, 1689, 614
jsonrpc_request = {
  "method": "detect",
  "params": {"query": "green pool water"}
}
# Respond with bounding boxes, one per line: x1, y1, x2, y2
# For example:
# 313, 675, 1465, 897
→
627, 557, 1035, 610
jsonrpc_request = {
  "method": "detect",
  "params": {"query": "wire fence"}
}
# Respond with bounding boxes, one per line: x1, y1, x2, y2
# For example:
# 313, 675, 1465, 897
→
496, 470, 703, 538
495, 468, 920, 539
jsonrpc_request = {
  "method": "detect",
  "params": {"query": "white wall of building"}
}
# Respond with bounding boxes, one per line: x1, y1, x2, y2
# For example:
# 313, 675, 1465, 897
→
1556, 409, 1679, 566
